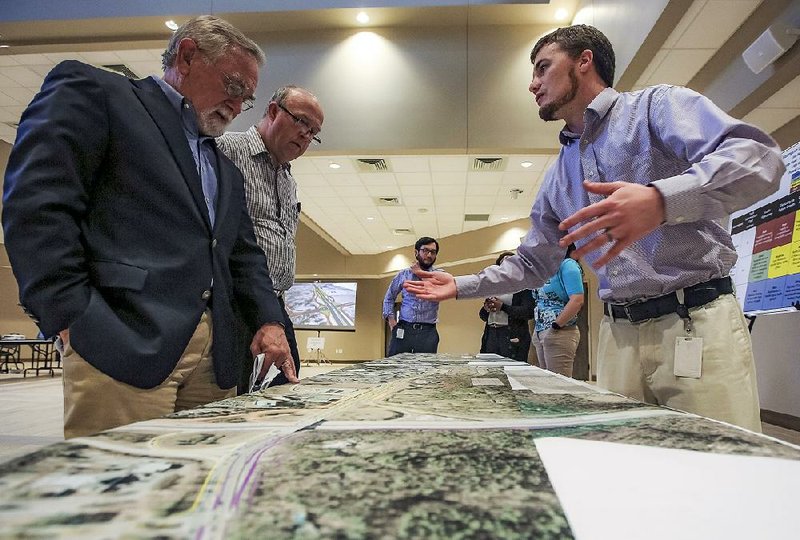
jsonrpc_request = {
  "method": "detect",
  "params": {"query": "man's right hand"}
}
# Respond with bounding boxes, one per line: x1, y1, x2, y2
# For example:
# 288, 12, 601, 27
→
387, 317, 397, 330
403, 268, 456, 302
250, 323, 299, 384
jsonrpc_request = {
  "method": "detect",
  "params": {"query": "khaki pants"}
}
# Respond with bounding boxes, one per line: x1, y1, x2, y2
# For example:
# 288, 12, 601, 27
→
62, 311, 236, 438
597, 294, 761, 432
532, 326, 580, 377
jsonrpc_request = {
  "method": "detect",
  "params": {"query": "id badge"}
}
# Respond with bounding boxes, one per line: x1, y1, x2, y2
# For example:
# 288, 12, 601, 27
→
396, 328, 405, 339
674, 337, 703, 378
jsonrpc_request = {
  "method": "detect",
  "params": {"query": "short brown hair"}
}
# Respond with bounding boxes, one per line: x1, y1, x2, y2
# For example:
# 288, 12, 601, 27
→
530, 24, 615, 88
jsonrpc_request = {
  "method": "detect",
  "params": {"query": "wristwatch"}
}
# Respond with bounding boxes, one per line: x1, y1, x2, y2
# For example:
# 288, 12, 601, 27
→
551, 321, 562, 330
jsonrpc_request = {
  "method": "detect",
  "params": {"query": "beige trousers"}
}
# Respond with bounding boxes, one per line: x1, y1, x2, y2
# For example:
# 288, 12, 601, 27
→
62, 310, 236, 438
597, 294, 762, 432
531, 326, 580, 377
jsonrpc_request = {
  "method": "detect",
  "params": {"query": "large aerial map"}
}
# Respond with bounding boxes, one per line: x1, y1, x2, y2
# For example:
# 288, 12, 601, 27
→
1, 354, 799, 538
284, 281, 357, 330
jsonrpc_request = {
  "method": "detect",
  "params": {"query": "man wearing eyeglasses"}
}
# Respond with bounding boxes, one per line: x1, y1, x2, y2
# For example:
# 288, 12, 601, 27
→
382, 237, 443, 356
2, 16, 295, 438
218, 85, 324, 391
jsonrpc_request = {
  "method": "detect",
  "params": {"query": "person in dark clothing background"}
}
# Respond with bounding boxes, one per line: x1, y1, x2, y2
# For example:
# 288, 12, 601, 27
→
478, 252, 535, 361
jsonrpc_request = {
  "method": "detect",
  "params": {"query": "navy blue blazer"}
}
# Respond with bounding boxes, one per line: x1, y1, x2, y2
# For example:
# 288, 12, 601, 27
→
2, 61, 283, 389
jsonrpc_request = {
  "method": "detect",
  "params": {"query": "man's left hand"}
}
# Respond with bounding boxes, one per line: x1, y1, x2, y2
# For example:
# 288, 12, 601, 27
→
558, 181, 665, 268
250, 323, 298, 383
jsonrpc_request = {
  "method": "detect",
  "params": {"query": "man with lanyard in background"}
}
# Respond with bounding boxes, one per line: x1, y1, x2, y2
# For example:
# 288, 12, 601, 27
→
383, 237, 442, 356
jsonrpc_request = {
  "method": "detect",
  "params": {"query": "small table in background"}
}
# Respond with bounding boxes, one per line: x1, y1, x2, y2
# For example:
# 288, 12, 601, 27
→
0, 338, 60, 377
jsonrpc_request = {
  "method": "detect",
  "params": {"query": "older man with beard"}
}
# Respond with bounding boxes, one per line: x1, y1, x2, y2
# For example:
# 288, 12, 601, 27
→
382, 237, 443, 356
2, 15, 294, 438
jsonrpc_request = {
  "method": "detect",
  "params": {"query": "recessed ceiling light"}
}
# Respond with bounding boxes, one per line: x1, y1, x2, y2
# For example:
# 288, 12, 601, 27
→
0, 44, 10, 49
554, 8, 569, 21
418, 208, 429, 214
329, 162, 341, 169
500, 216, 509, 221
366, 216, 375, 221
520, 161, 533, 168
165, 20, 179, 31
356, 11, 370, 24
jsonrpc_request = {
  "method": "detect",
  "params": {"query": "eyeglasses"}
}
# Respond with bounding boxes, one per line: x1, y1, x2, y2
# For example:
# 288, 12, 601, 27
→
277, 103, 322, 145
223, 74, 255, 112
418, 247, 438, 255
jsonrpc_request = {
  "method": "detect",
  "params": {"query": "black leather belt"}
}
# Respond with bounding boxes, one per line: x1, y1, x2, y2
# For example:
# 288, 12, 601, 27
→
400, 321, 435, 330
604, 276, 733, 323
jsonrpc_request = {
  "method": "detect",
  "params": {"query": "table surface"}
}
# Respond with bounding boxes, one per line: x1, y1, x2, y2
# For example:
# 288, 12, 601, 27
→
1, 353, 799, 539
0, 338, 52, 344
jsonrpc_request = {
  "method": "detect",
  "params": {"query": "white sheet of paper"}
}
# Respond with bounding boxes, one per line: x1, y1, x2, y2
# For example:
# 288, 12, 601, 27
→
535, 437, 800, 540
249, 353, 281, 392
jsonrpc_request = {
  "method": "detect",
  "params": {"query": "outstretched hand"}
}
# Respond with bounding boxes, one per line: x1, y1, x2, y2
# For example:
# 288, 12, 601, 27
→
402, 267, 457, 302
558, 181, 665, 268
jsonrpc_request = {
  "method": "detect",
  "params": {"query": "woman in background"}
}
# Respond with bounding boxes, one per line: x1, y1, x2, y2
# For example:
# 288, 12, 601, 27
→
479, 252, 535, 361
531, 244, 584, 376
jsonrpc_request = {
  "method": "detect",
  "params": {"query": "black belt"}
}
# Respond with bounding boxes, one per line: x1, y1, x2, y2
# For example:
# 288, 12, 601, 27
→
604, 276, 733, 323
399, 321, 435, 330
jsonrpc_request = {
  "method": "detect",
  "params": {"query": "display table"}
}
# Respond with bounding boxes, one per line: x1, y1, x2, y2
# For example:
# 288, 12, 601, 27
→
0, 354, 798, 538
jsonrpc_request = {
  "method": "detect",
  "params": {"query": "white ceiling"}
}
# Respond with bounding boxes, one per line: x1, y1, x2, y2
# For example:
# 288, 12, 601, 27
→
0, 0, 798, 254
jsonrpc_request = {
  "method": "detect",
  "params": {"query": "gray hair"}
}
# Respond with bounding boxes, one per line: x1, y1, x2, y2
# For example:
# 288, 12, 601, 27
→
162, 15, 266, 71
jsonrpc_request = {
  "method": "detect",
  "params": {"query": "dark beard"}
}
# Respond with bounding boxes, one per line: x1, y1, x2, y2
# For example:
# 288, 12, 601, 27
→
418, 261, 433, 271
539, 67, 578, 122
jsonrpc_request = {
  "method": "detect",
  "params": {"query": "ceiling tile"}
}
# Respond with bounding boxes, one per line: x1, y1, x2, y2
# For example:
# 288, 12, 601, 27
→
0, 90, 19, 107
43, 52, 84, 63
80, 51, 125, 65
116, 49, 160, 62
0, 105, 24, 123
0, 56, 21, 67
401, 195, 434, 207
332, 186, 365, 198
429, 155, 469, 171
0, 72, 21, 88
295, 174, 328, 187
344, 196, 377, 208
389, 156, 430, 172
742, 108, 799, 135
466, 183, 500, 196
467, 171, 504, 185
433, 185, 465, 197
634, 49, 668, 88
759, 76, 800, 109
2, 66, 41, 86
10, 53, 51, 66
0, 86, 35, 106
395, 172, 432, 185
430, 171, 468, 185
399, 185, 434, 197
327, 173, 362, 186
675, 0, 760, 50
645, 48, 715, 86
364, 184, 400, 196
662, 0, 708, 49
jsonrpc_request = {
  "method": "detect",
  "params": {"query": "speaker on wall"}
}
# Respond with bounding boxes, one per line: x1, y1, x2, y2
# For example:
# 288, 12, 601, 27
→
742, 22, 800, 74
